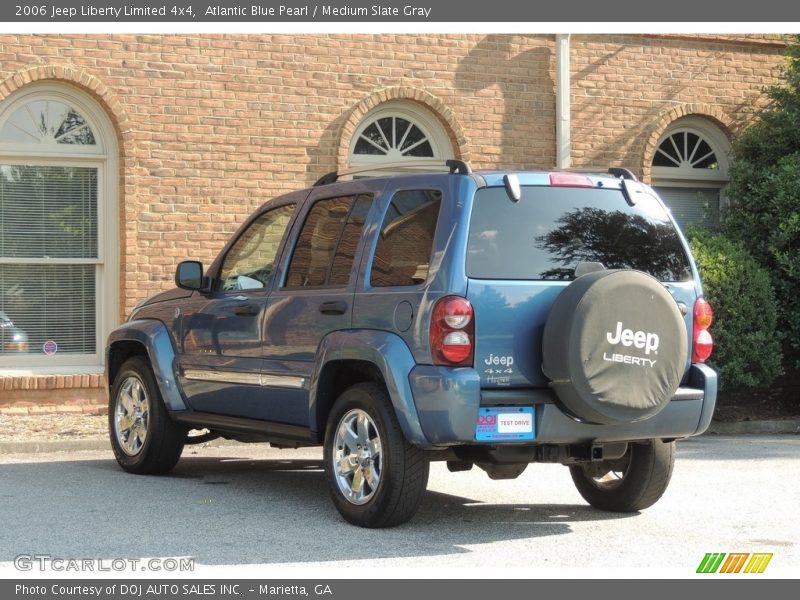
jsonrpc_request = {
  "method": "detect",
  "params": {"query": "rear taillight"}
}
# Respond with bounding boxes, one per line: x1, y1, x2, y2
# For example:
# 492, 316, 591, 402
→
692, 298, 714, 363
430, 296, 474, 366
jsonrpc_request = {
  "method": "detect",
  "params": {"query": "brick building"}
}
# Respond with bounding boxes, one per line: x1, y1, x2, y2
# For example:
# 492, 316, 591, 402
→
0, 33, 788, 412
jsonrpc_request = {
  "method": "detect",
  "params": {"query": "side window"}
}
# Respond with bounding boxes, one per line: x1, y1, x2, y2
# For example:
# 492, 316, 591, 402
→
329, 195, 372, 286
370, 190, 442, 287
220, 204, 295, 291
285, 194, 373, 288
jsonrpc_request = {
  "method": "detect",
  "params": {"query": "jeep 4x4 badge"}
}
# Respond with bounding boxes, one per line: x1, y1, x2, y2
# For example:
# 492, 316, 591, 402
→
106, 163, 717, 527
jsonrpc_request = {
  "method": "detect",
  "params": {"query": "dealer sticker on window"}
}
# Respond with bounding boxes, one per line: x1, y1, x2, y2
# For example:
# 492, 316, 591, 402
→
475, 406, 535, 441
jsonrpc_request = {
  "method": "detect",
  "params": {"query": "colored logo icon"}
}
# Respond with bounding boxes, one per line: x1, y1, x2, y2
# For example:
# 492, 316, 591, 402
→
42, 340, 58, 356
697, 552, 773, 574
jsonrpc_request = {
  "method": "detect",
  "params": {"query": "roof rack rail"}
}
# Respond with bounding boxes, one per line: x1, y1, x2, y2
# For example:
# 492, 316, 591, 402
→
312, 159, 472, 187
562, 166, 639, 182
445, 159, 472, 174
607, 167, 638, 181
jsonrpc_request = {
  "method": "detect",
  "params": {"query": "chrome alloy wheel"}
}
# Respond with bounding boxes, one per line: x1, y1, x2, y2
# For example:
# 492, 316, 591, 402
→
114, 376, 150, 456
332, 409, 383, 505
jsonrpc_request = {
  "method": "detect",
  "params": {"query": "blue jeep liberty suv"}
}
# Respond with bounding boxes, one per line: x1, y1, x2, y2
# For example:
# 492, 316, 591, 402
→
106, 161, 717, 527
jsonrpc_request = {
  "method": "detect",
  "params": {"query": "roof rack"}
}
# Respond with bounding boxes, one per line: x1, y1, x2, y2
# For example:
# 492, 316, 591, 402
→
607, 167, 638, 181
312, 159, 472, 187
563, 166, 639, 181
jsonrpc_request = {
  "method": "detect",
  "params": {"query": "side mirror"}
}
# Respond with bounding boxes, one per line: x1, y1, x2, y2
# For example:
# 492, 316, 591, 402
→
175, 261, 204, 290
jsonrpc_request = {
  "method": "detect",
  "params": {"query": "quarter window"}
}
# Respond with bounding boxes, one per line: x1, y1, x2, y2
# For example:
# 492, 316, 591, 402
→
370, 190, 442, 287
220, 204, 295, 291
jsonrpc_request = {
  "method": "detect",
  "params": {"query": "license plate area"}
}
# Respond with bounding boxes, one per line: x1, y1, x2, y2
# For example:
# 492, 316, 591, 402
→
475, 406, 535, 441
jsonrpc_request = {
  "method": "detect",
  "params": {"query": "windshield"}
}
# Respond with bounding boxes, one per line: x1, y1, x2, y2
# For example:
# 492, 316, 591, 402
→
467, 186, 692, 282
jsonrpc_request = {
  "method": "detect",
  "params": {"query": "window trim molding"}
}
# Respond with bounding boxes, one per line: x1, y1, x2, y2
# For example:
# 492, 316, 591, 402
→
347, 101, 454, 170
337, 87, 468, 171
651, 116, 731, 182
0, 82, 118, 370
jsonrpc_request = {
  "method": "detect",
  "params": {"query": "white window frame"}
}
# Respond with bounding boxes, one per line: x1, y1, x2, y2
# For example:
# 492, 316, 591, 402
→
348, 101, 454, 173
0, 83, 118, 371
652, 117, 730, 181
651, 117, 731, 223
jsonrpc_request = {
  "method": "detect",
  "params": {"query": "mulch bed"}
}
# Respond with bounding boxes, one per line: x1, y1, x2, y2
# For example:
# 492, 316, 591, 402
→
713, 364, 800, 422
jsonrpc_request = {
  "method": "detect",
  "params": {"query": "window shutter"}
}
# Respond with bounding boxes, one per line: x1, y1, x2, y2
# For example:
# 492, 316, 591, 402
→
653, 186, 720, 230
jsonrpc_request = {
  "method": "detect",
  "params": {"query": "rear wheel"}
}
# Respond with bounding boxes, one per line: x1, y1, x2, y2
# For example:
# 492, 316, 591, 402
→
109, 356, 185, 475
569, 439, 675, 512
324, 382, 429, 528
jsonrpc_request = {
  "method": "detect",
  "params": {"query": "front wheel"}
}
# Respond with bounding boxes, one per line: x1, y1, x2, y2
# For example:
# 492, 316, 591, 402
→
324, 382, 429, 528
569, 439, 675, 512
109, 356, 185, 475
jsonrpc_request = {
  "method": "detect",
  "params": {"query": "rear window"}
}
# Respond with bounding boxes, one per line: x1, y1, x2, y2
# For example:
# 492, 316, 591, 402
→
467, 186, 692, 282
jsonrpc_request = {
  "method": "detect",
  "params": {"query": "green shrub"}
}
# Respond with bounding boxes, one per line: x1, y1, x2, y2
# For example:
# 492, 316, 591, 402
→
724, 154, 800, 354
723, 38, 800, 353
687, 227, 783, 391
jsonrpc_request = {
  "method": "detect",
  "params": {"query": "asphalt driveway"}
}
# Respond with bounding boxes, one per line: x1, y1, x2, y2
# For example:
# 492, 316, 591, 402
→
0, 435, 797, 576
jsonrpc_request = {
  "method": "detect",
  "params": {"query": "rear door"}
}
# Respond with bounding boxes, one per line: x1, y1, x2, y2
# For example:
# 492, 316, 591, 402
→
465, 183, 695, 388
260, 189, 375, 425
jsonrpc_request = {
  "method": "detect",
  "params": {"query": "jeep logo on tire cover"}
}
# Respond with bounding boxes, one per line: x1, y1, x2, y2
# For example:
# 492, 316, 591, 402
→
606, 321, 660, 355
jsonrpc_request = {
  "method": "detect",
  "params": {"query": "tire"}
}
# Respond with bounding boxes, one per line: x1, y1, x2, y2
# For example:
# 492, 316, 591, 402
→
323, 382, 429, 528
569, 439, 675, 512
542, 269, 688, 425
109, 356, 185, 475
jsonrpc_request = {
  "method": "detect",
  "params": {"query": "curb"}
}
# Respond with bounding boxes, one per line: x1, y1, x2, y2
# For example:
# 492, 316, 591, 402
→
0, 439, 110, 454
0, 437, 245, 456
1, 420, 798, 455
706, 419, 800, 435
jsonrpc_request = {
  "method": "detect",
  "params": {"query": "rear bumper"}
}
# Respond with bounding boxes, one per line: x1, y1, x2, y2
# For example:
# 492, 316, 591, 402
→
409, 363, 717, 446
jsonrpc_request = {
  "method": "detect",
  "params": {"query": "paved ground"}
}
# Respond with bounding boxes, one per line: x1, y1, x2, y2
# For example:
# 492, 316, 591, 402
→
0, 435, 797, 577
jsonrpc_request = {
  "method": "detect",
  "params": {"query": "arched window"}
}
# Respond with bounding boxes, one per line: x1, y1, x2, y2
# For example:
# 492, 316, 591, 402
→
348, 101, 453, 173
0, 83, 118, 368
651, 117, 730, 229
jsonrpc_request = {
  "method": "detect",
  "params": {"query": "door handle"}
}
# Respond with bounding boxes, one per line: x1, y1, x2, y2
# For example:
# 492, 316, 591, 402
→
234, 304, 259, 317
319, 301, 348, 315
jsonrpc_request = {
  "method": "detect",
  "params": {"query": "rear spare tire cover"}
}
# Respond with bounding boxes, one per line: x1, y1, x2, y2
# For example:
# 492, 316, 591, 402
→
542, 270, 688, 425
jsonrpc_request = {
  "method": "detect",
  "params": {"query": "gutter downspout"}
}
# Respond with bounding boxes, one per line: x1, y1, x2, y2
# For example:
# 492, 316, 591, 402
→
556, 34, 571, 169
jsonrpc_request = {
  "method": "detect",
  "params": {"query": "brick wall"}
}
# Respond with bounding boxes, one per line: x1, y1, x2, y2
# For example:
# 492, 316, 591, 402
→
0, 374, 106, 414
0, 33, 789, 411
0, 34, 556, 316
570, 34, 786, 179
